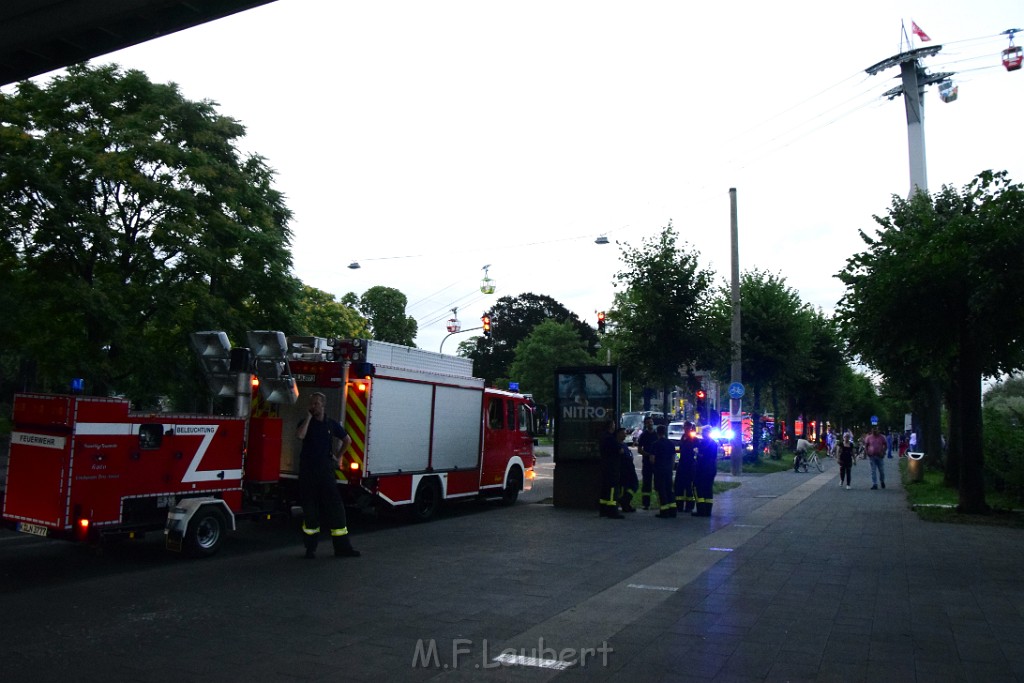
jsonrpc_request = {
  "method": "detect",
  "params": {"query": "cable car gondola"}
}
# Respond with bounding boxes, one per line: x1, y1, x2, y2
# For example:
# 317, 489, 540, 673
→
1002, 29, 1023, 72
938, 79, 958, 103
479, 264, 496, 295
446, 308, 461, 334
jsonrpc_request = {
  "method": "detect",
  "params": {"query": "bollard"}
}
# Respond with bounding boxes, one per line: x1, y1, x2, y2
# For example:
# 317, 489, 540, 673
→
907, 451, 924, 482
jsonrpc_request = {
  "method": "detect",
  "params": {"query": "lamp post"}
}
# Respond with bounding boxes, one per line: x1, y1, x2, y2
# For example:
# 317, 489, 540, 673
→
729, 188, 742, 476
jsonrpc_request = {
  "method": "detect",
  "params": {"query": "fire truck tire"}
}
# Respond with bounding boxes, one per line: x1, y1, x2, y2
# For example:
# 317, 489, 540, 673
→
184, 505, 228, 557
501, 467, 523, 506
409, 477, 442, 522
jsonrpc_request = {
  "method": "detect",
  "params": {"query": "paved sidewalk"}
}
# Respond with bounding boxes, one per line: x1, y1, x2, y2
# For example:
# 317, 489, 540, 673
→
436, 455, 1024, 682
509, 458, 1024, 682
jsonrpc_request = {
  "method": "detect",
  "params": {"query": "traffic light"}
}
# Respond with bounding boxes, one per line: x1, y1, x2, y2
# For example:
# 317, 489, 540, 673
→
597, 311, 606, 333
695, 388, 706, 416
482, 314, 492, 338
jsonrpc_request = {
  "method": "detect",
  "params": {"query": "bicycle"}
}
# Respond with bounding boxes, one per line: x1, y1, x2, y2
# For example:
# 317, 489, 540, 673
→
795, 447, 824, 473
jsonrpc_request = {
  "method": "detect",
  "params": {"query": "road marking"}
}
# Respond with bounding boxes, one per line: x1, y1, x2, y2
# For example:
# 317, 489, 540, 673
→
492, 654, 572, 670
627, 583, 678, 592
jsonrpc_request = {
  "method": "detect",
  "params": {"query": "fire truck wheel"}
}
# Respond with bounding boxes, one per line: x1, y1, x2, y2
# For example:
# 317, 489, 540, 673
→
184, 505, 228, 557
501, 467, 523, 506
409, 477, 442, 523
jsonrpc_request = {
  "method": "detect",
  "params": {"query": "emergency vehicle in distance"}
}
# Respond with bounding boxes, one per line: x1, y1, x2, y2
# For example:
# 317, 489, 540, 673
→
1, 332, 537, 557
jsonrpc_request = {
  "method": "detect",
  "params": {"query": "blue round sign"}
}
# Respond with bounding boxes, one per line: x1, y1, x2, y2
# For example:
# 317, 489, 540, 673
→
871, 415, 879, 425
728, 382, 745, 400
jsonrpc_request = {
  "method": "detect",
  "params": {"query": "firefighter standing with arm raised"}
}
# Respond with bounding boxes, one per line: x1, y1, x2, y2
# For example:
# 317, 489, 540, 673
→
296, 392, 360, 559
692, 425, 719, 517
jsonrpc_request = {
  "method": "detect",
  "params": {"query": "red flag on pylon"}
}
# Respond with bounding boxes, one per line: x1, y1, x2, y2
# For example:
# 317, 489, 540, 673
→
911, 21, 931, 42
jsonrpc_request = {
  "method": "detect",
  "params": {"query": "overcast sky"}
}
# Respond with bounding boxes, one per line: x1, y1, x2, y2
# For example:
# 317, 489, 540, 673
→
22, 1, 1024, 353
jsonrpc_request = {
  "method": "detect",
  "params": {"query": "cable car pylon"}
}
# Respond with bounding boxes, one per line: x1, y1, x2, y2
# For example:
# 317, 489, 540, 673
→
864, 23, 954, 197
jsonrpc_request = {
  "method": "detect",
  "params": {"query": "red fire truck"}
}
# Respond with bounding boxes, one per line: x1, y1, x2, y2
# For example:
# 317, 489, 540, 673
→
1, 332, 536, 556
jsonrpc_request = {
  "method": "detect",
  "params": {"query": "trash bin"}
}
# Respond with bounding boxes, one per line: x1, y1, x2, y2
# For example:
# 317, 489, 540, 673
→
907, 451, 924, 482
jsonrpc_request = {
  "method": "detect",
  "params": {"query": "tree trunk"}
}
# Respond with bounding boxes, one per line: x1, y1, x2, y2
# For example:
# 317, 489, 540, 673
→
956, 351, 988, 514
751, 384, 763, 460
945, 384, 961, 488
786, 392, 797, 449
923, 379, 943, 468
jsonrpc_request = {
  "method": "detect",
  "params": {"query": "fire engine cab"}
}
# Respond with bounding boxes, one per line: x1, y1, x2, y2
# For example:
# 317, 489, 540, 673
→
1, 332, 536, 556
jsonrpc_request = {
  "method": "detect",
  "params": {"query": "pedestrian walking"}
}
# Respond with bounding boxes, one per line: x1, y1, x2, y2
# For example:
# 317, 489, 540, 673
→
636, 417, 657, 510
650, 425, 677, 518
296, 392, 360, 559
674, 422, 699, 513
598, 420, 624, 518
692, 426, 719, 517
838, 433, 854, 489
864, 426, 887, 489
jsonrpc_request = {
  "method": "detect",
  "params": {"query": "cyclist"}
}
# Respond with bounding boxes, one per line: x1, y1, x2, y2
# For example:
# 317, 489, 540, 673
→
793, 437, 815, 472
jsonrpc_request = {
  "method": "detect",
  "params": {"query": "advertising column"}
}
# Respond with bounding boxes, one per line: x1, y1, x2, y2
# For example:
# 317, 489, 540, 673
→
552, 366, 619, 509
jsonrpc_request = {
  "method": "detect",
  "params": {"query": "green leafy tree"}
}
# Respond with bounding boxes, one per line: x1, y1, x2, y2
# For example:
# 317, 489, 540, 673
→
468, 293, 597, 385
837, 171, 1024, 513
0, 63, 299, 405
984, 375, 1024, 501
295, 285, 368, 339
608, 222, 715, 420
791, 310, 850, 444
352, 285, 416, 346
708, 269, 815, 453
508, 320, 595, 409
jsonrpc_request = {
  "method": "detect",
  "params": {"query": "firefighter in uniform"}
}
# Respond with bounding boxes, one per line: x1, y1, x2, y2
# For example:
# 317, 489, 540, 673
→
692, 424, 719, 517
296, 392, 360, 558
617, 428, 639, 513
674, 421, 699, 513
650, 425, 677, 518
598, 420, 624, 518
636, 417, 657, 510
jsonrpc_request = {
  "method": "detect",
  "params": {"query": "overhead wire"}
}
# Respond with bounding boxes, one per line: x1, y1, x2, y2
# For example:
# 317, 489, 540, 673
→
362, 25, 1020, 340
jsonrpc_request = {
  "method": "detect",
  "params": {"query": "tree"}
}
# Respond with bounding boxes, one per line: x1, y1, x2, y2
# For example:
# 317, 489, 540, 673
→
295, 285, 368, 339
708, 269, 816, 454
468, 293, 597, 385
0, 63, 299, 405
608, 222, 715, 420
351, 285, 416, 346
837, 171, 1024, 513
508, 320, 595, 409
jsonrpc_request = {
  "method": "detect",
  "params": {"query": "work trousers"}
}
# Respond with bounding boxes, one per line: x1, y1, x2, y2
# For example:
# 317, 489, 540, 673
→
599, 456, 621, 512
674, 458, 696, 512
300, 470, 349, 541
654, 467, 675, 513
640, 460, 653, 508
692, 461, 716, 516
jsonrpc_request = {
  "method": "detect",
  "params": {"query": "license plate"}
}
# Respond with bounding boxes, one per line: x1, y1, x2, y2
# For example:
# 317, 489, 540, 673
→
16, 522, 49, 537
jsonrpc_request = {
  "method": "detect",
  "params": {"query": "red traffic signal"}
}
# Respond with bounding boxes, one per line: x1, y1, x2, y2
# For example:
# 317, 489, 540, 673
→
482, 314, 492, 338
695, 389, 706, 400
597, 311, 606, 333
